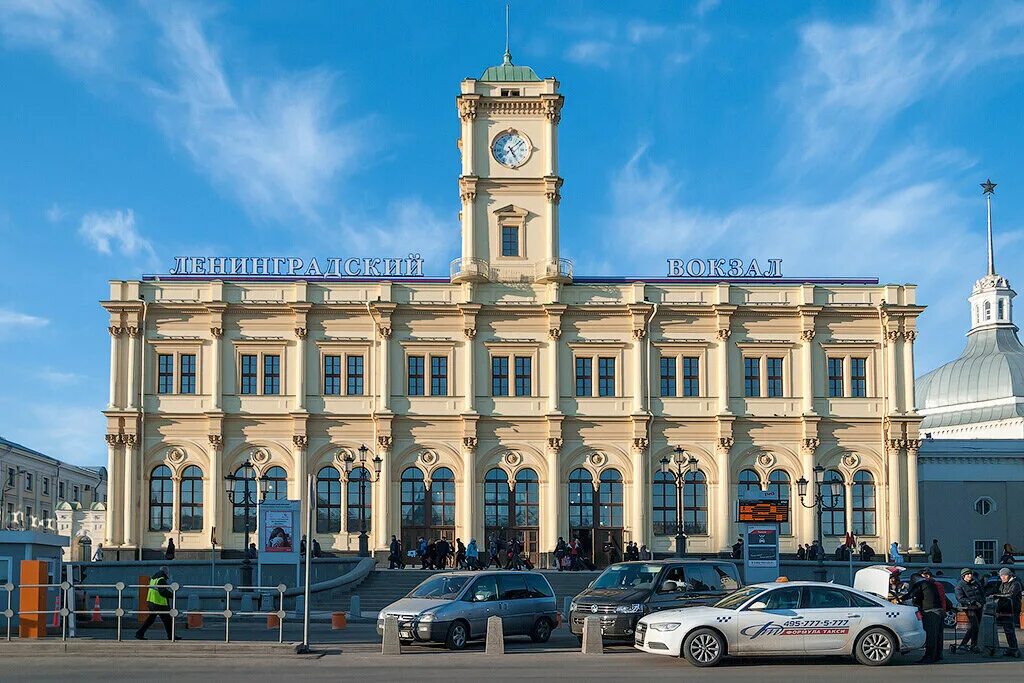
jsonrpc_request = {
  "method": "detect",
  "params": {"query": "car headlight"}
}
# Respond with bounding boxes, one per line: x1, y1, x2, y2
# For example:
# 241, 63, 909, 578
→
570, 601, 578, 612
615, 603, 644, 614
419, 612, 435, 622
649, 622, 681, 632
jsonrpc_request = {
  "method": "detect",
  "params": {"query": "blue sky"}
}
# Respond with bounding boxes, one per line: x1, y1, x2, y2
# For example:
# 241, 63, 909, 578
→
1, 1, 1022, 467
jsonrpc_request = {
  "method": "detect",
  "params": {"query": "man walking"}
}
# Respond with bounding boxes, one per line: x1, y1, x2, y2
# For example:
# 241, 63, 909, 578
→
906, 568, 944, 663
731, 537, 743, 559
389, 535, 404, 569
954, 568, 984, 653
135, 566, 176, 641
929, 539, 943, 564
995, 568, 1022, 658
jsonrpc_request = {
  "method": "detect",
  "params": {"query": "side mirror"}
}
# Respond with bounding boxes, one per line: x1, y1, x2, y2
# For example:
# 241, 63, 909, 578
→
660, 580, 678, 593
747, 601, 768, 611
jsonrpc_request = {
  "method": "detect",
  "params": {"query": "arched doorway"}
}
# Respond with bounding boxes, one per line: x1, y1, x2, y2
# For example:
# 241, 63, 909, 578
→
484, 468, 540, 566
568, 467, 625, 568
400, 466, 456, 554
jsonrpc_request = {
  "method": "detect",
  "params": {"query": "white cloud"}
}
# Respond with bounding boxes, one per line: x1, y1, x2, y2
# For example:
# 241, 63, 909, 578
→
562, 18, 708, 70
79, 208, 154, 258
45, 202, 66, 223
789, 1, 1024, 160
38, 367, 83, 385
333, 198, 457, 275
6, 402, 106, 467
0, 0, 116, 73
0, 308, 49, 329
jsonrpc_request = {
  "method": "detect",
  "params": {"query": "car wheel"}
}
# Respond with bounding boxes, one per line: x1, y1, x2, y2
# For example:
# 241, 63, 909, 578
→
682, 628, 725, 667
854, 627, 897, 666
444, 621, 468, 650
530, 618, 552, 643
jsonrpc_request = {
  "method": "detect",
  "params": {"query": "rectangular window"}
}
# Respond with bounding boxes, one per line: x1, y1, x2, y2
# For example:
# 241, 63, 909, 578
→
73, 486, 80, 502
179, 353, 196, 394
598, 357, 616, 397
766, 357, 784, 397
682, 356, 700, 397
575, 357, 592, 397
492, 356, 509, 396
514, 356, 532, 396
430, 356, 448, 396
743, 358, 760, 397
263, 354, 280, 395
407, 356, 425, 396
25, 473, 32, 491
240, 354, 258, 394
43, 478, 49, 495
58, 482, 65, 500
347, 355, 364, 396
324, 355, 341, 395
157, 354, 174, 394
851, 357, 867, 397
827, 357, 844, 398
974, 540, 996, 564
501, 226, 519, 257
6, 468, 13, 487
660, 357, 676, 397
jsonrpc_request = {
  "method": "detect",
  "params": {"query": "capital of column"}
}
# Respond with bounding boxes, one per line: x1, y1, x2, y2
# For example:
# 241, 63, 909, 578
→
105, 433, 121, 447
800, 329, 815, 342
378, 325, 392, 339
903, 330, 918, 343
377, 434, 393, 451
292, 434, 308, 450
801, 437, 820, 454
632, 437, 649, 452
462, 436, 478, 452
208, 434, 224, 451
548, 328, 561, 341
632, 328, 646, 341
108, 325, 124, 337
295, 327, 308, 340
716, 328, 731, 341
547, 437, 563, 453
210, 327, 223, 339
716, 436, 734, 454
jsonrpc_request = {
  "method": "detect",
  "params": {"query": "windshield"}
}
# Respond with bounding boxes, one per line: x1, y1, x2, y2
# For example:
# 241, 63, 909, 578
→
591, 564, 662, 590
714, 586, 766, 610
409, 575, 469, 600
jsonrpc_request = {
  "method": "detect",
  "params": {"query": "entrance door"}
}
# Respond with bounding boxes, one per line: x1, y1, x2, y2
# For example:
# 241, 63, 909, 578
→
485, 467, 541, 567
568, 467, 625, 568
400, 466, 457, 560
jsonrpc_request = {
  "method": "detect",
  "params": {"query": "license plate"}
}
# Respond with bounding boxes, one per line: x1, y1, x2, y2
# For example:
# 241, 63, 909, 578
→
400, 630, 413, 638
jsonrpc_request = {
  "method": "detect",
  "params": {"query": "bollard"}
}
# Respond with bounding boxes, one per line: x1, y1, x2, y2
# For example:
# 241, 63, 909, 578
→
350, 594, 361, 619
485, 615, 505, 655
331, 612, 347, 630
582, 616, 603, 655
186, 594, 202, 629
240, 593, 255, 614
268, 613, 281, 629
382, 615, 402, 655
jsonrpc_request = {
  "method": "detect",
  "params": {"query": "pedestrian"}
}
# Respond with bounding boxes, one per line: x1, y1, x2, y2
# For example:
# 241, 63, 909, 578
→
955, 568, 985, 653
568, 535, 581, 570
554, 537, 568, 571
92, 543, 104, 562
639, 544, 651, 561
808, 540, 821, 561
455, 538, 467, 569
995, 568, 1022, 657
245, 542, 258, 560
437, 537, 452, 568
300, 535, 307, 557
164, 538, 176, 560
1000, 544, 1016, 564
731, 537, 743, 559
834, 543, 846, 561
417, 536, 428, 569
466, 538, 479, 570
603, 538, 620, 565
311, 538, 322, 558
889, 541, 903, 564
859, 541, 875, 562
135, 566, 176, 641
796, 544, 806, 560
929, 538, 943, 564
975, 553, 986, 565
487, 535, 502, 569
887, 570, 903, 604
389, 535, 404, 569
906, 568, 945, 663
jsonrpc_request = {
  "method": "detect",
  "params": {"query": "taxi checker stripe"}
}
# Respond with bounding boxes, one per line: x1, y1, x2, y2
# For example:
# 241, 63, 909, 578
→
885, 612, 899, 618
715, 616, 732, 623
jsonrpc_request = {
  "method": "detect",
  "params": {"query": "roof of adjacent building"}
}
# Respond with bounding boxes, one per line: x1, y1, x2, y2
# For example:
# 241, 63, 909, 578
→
919, 438, 1024, 455
0, 436, 106, 479
480, 51, 541, 82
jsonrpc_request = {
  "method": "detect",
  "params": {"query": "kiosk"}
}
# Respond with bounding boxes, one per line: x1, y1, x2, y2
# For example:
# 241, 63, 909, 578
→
737, 491, 788, 584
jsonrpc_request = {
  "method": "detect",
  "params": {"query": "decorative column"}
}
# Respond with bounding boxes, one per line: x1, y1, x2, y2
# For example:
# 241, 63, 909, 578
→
107, 325, 123, 409
295, 327, 308, 411
170, 471, 182, 534
210, 328, 223, 410
716, 329, 731, 414
293, 435, 308, 528
885, 330, 901, 412
906, 439, 922, 551
844, 480, 854, 536
631, 328, 645, 414
715, 437, 733, 552
631, 438, 649, 548
460, 438, 477, 543
126, 327, 139, 410
543, 177, 562, 264
379, 325, 392, 412
902, 331, 917, 413
887, 439, 903, 550
122, 434, 139, 549
800, 438, 819, 545
800, 329, 815, 414
375, 436, 392, 550
545, 439, 562, 555
547, 328, 561, 412
208, 434, 223, 546
458, 306, 479, 413
104, 434, 122, 547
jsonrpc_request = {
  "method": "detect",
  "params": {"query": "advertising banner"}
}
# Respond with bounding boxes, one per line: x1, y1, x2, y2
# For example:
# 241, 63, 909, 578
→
258, 500, 300, 565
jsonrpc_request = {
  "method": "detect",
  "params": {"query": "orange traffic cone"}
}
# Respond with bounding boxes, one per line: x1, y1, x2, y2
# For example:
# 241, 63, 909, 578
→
91, 595, 103, 623
52, 594, 60, 628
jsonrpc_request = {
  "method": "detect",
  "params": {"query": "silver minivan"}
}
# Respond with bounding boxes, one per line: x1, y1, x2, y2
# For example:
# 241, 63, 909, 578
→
377, 571, 560, 650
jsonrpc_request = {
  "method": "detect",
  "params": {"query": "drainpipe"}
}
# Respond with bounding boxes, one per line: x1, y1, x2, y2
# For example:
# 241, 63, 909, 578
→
878, 302, 891, 554
137, 296, 148, 561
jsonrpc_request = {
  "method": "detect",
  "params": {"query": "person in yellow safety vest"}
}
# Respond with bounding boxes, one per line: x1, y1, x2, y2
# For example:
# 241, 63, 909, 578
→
135, 566, 177, 640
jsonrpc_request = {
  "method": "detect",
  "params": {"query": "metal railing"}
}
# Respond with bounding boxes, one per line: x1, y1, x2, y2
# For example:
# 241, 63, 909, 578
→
1, 580, 287, 643
450, 257, 490, 281
536, 257, 573, 281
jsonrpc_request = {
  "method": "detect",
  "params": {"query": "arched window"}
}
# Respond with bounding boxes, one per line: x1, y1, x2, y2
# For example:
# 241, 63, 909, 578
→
652, 470, 677, 536
347, 467, 372, 532
316, 466, 341, 533
683, 470, 708, 535
598, 469, 623, 528
261, 465, 288, 501
484, 468, 511, 530
737, 469, 761, 497
179, 465, 204, 532
148, 465, 173, 532
513, 469, 539, 528
231, 464, 257, 532
401, 467, 426, 527
822, 469, 846, 536
984, 300, 992, 321
430, 467, 456, 527
568, 468, 594, 530
852, 471, 876, 536
767, 470, 791, 535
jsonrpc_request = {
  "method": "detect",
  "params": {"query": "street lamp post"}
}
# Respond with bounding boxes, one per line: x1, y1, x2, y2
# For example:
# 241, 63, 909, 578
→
343, 444, 383, 558
797, 464, 835, 582
660, 446, 699, 558
224, 461, 267, 587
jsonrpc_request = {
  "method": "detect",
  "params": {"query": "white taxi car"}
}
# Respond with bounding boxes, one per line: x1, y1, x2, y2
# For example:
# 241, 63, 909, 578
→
634, 581, 925, 667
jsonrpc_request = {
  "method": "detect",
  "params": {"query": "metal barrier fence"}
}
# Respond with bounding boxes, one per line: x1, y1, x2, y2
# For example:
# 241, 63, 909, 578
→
1, 580, 287, 643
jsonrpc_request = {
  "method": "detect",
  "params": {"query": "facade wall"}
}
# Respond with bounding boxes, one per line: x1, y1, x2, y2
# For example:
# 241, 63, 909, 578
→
0, 442, 107, 531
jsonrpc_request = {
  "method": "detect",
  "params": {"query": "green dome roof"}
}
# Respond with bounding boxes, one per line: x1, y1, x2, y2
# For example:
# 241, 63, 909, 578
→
481, 51, 540, 82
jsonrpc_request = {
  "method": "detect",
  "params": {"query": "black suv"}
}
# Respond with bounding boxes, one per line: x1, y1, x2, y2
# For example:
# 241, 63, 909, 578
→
569, 560, 742, 642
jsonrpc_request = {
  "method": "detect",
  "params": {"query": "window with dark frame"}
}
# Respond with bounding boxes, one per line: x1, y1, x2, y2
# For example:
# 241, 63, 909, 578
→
58, 481, 65, 499
158, 353, 174, 394
179, 353, 196, 394
240, 354, 258, 394
660, 357, 676, 397
501, 225, 519, 257
179, 465, 204, 531
407, 355, 425, 396
974, 540, 996, 564
324, 355, 341, 395
25, 473, 32, 491
598, 357, 615, 396
347, 355, 364, 396
430, 356, 448, 396
743, 357, 760, 397
682, 356, 700, 397
652, 470, 677, 535
827, 357, 844, 397
821, 470, 846, 536
492, 356, 509, 396
42, 478, 49, 495
683, 470, 708, 535
575, 357, 592, 396
851, 357, 867, 397
851, 470, 875, 536
148, 465, 173, 532
766, 357, 783, 397
514, 356, 531, 396
347, 467, 372, 531
316, 466, 342, 533
263, 354, 280, 395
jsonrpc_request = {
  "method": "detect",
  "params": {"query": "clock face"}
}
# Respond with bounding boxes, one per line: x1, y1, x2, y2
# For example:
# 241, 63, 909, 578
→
492, 131, 530, 168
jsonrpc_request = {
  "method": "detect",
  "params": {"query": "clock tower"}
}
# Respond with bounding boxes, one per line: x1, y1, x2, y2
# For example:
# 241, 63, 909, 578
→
453, 51, 568, 284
